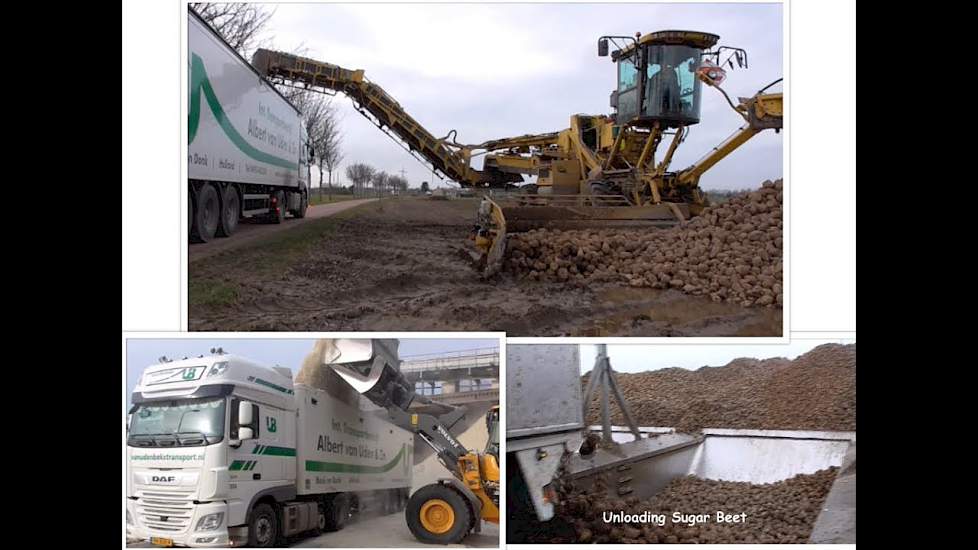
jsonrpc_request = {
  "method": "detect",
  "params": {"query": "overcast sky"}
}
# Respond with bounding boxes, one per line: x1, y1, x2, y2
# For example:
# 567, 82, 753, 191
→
125, 338, 497, 407
260, 2, 783, 190
577, 338, 854, 373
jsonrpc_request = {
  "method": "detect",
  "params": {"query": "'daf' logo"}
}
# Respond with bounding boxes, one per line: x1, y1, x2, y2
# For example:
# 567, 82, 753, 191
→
266, 417, 277, 433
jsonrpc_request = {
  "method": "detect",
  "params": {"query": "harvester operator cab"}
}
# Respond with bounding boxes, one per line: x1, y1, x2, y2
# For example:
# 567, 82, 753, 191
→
599, 30, 721, 128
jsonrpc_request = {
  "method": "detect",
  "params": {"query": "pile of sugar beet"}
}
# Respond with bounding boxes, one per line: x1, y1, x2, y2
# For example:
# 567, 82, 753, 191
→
583, 342, 856, 432
543, 467, 840, 544
515, 343, 855, 544
503, 179, 783, 308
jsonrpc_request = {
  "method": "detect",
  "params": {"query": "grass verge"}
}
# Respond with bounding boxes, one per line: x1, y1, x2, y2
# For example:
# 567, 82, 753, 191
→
189, 201, 376, 310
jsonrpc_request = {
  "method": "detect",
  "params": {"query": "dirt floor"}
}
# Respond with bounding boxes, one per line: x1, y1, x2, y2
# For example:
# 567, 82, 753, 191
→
189, 198, 782, 336
584, 343, 856, 432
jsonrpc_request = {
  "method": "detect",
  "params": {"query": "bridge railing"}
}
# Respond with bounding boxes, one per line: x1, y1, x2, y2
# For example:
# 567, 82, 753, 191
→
400, 348, 500, 374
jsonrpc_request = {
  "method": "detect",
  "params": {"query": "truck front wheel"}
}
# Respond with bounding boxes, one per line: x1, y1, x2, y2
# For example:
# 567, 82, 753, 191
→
247, 503, 279, 548
323, 493, 351, 532
406, 484, 472, 544
293, 192, 308, 219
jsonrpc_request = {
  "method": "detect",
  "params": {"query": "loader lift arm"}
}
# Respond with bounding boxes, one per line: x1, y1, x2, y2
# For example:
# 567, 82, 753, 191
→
321, 339, 500, 544
252, 49, 522, 188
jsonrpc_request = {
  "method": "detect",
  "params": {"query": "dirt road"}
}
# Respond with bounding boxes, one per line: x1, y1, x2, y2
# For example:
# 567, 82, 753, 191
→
189, 198, 781, 336
189, 199, 376, 263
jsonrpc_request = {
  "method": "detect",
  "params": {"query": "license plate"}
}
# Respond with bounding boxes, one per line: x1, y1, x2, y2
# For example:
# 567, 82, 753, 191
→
150, 537, 173, 547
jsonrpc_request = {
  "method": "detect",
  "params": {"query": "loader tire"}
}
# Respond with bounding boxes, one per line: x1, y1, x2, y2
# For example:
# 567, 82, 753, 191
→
406, 484, 472, 545
247, 503, 279, 548
216, 185, 240, 237
190, 183, 220, 243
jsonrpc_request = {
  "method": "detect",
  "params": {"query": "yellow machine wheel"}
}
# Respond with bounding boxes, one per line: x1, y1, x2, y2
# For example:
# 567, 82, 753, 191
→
406, 483, 472, 544
419, 499, 455, 534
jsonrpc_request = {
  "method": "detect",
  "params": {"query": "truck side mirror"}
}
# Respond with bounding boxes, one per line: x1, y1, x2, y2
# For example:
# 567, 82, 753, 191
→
598, 38, 609, 57
239, 401, 254, 425
239, 426, 254, 441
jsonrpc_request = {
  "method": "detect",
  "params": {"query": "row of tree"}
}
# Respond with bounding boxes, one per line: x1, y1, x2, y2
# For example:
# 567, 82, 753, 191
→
345, 164, 410, 197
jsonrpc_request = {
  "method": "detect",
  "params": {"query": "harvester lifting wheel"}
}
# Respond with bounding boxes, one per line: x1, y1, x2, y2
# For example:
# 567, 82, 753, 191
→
406, 484, 472, 544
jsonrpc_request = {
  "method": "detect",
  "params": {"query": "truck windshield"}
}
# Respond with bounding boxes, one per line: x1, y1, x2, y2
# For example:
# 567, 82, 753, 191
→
128, 397, 226, 446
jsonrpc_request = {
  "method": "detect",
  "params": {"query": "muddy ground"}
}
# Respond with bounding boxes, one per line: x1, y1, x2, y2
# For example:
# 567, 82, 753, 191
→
189, 198, 782, 335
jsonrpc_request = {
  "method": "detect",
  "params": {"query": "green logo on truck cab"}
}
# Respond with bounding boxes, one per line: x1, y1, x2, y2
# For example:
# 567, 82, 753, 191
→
267, 417, 277, 432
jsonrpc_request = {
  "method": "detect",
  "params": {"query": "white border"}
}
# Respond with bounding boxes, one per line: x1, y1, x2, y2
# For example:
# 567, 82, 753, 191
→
178, 0, 791, 341
123, 331, 506, 548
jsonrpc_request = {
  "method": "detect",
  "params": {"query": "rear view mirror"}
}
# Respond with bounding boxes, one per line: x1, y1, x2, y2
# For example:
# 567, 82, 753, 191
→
239, 427, 254, 441
598, 38, 609, 57
238, 401, 254, 425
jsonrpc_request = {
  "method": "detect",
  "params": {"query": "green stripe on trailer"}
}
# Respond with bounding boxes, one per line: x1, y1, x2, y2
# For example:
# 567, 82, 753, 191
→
188, 53, 294, 170
305, 445, 404, 474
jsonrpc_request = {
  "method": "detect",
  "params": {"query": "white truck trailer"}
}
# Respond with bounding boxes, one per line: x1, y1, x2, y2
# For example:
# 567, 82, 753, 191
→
188, 8, 312, 243
126, 351, 412, 548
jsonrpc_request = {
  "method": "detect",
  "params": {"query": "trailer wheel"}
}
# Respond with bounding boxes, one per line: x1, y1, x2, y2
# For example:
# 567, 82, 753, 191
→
323, 493, 351, 532
293, 192, 308, 219
216, 185, 240, 237
247, 503, 278, 548
406, 484, 472, 544
190, 183, 220, 242
271, 190, 286, 224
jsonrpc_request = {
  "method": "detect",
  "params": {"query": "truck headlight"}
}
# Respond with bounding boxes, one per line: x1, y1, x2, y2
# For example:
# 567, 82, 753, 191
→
207, 361, 230, 377
196, 512, 224, 531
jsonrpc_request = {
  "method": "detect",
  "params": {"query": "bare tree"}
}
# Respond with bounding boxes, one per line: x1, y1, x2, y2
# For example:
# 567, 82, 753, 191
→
346, 163, 376, 198
388, 175, 409, 194
372, 171, 390, 198
318, 106, 344, 201
190, 3, 275, 58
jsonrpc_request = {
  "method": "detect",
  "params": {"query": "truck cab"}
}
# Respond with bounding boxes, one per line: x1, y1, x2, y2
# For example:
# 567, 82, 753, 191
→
126, 353, 297, 547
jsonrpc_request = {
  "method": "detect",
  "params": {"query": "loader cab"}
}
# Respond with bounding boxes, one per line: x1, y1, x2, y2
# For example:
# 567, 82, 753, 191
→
602, 30, 719, 128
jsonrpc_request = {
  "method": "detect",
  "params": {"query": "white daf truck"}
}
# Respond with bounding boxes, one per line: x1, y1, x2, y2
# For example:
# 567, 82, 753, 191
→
188, 8, 312, 243
126, 351, 412, 547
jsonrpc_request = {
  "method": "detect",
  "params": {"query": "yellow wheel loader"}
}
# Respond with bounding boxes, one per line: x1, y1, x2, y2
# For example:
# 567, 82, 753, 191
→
318, 340, 499, 544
